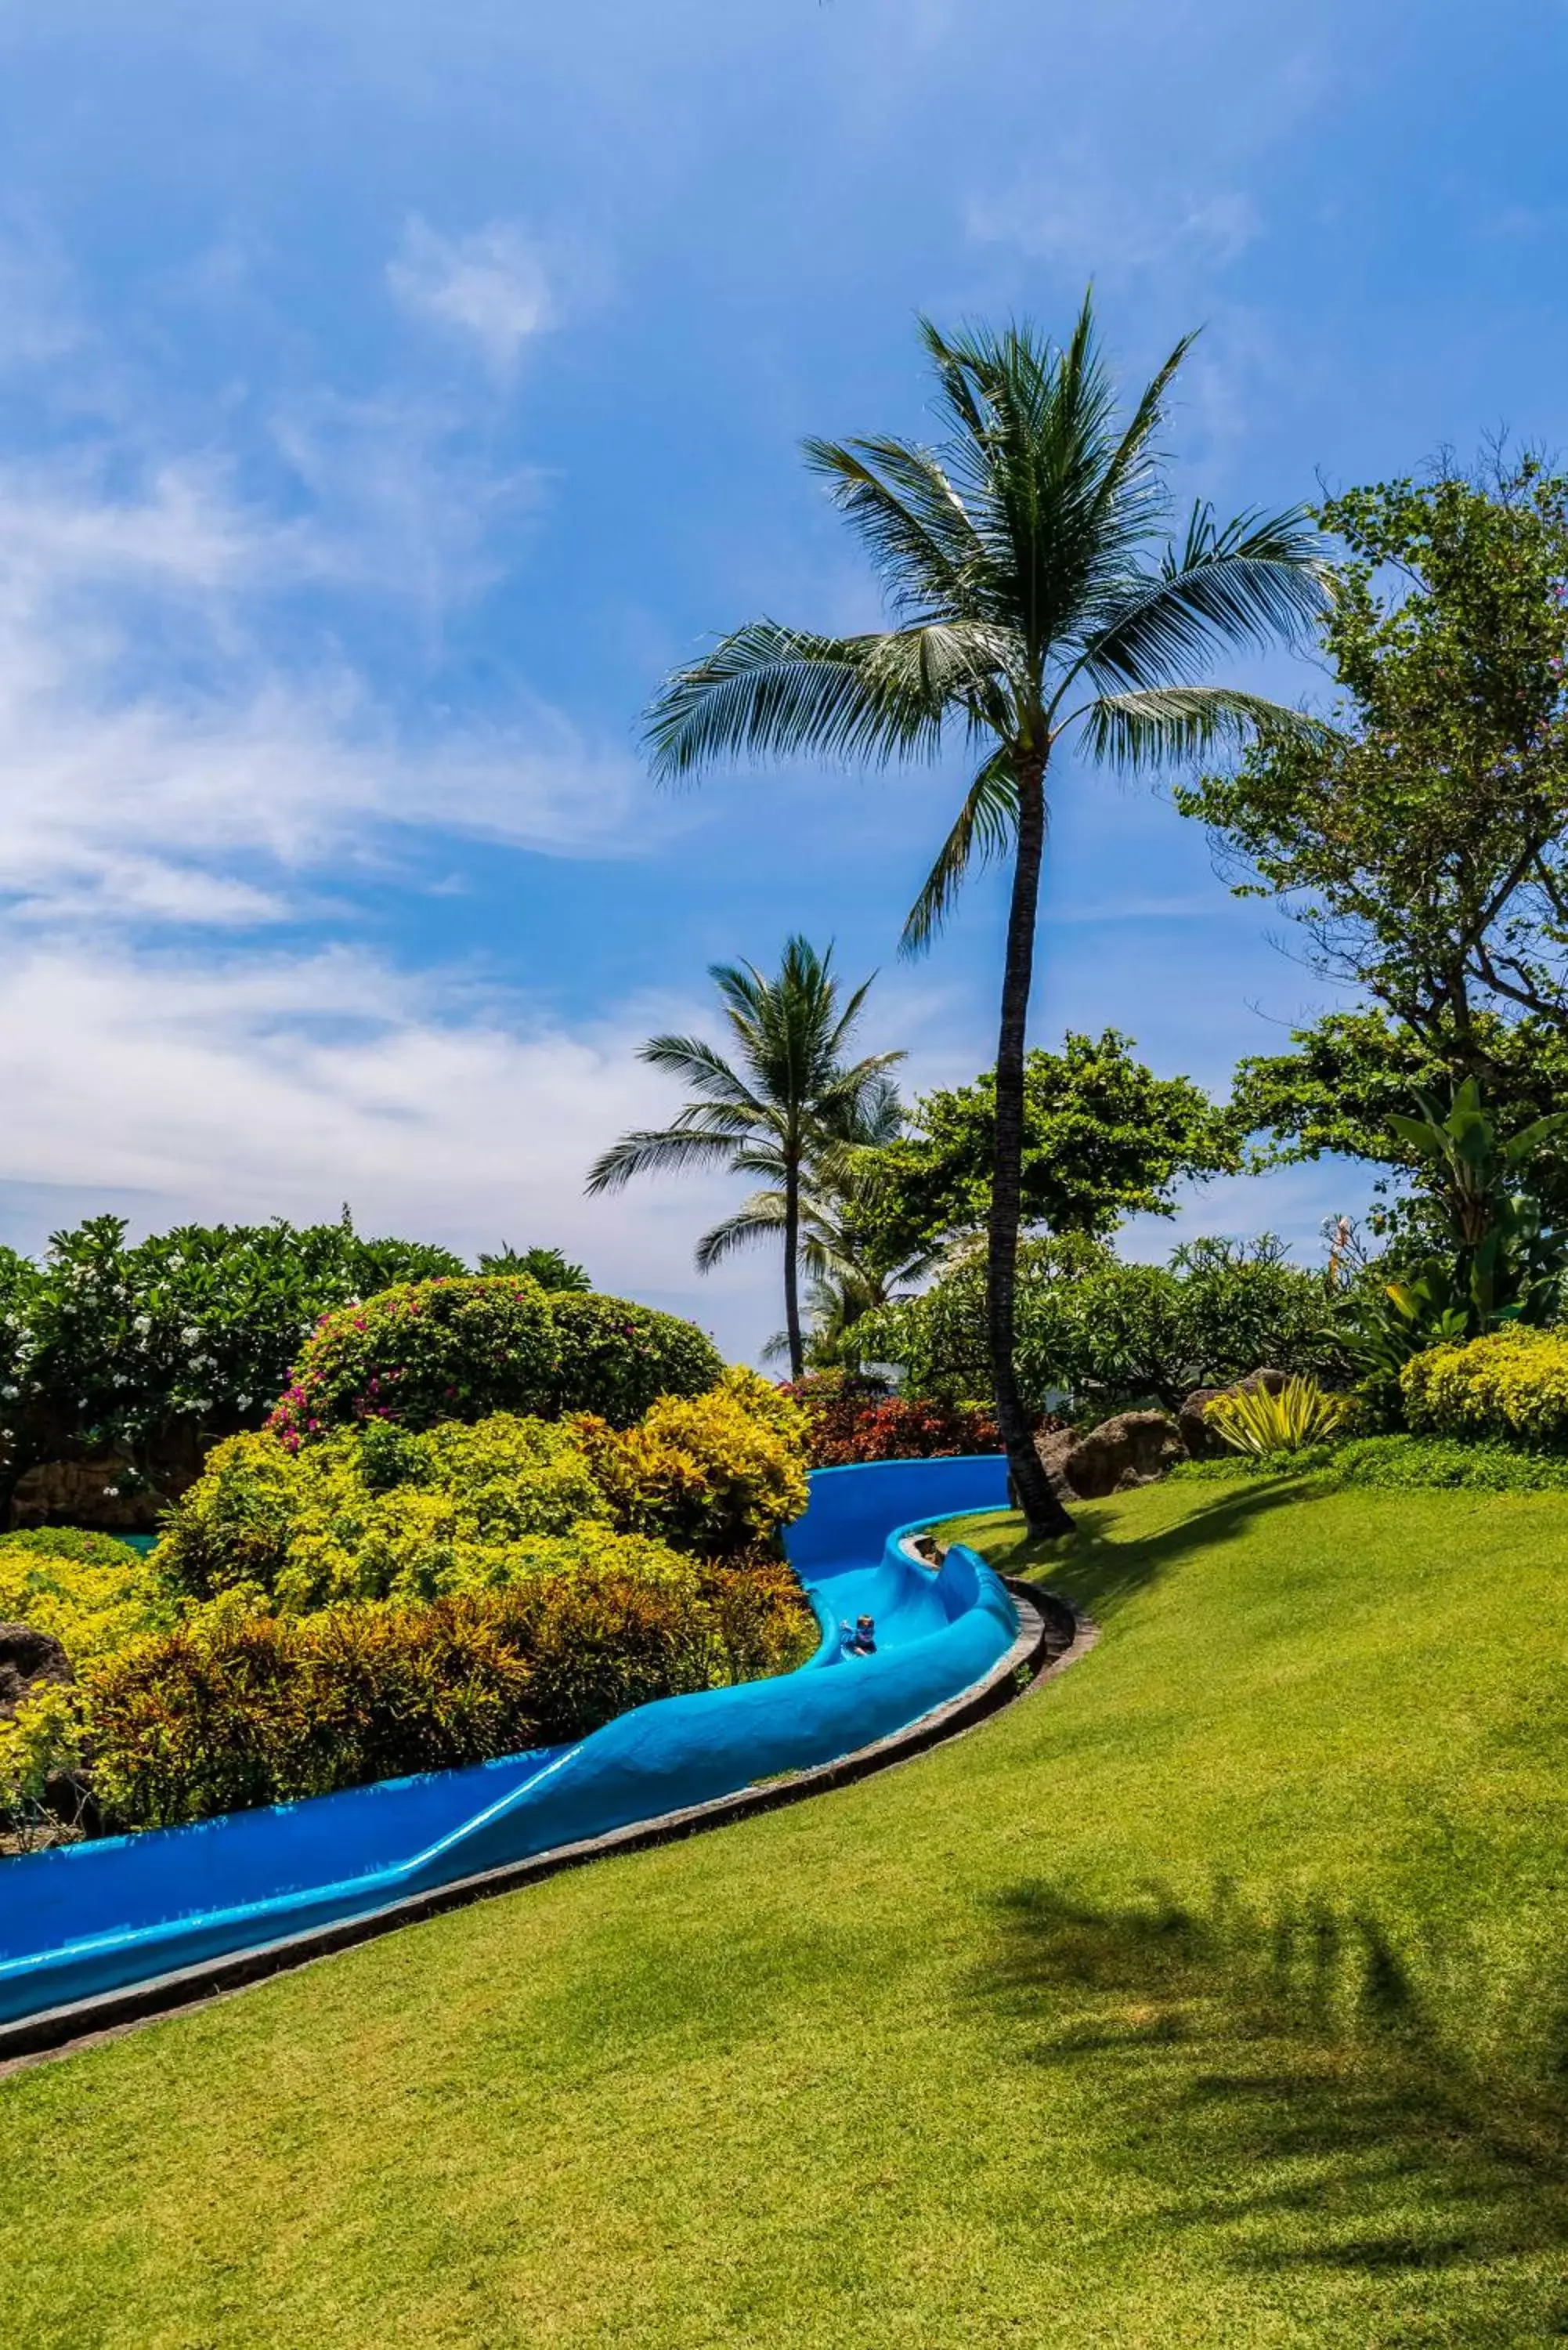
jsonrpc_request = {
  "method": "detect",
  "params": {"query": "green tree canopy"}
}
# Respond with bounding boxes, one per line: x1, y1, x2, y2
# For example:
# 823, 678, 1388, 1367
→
862, 1029, 1237, 1266
1179, 455, 1568, 1071
1231, 1005, 1568, 1241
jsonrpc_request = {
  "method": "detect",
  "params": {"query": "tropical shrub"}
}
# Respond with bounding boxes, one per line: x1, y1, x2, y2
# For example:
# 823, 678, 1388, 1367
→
269, 1278, 727, 1446
1174, 1430, 1568, 1491
1331, 1434, 1568, 1490
861, 1235, 1341, 1412
0, 1680, 90, 1851
545, 1292, 724, 1426
0, 1528, 170, 1664
1401, 1325, 1568, 1449
577, 1370, 810, 1558
86, 1560, 818, 1828
782, 1373, 1006, 1466
269, 1276, 560, 1444
1203, 1376, 1353, 1458
0, 1214, 466, 1501
154, 1417, 616, 1611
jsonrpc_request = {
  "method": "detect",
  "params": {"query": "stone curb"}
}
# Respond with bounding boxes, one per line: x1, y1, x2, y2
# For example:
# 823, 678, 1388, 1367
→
0, 1575, 1094, 2074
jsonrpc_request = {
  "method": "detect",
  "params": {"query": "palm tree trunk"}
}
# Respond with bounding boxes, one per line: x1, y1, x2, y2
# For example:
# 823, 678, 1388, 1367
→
784, 1157, 804, 1381
988, 745, 1074, 1538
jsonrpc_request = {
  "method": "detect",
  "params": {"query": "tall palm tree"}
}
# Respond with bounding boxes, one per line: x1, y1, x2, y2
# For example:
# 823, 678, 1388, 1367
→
585, 936, 901, 1379
641, 296, 1331, 1534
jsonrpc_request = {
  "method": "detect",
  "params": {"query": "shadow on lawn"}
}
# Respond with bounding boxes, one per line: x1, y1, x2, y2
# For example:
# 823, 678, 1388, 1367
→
975, 1878, 1568, 2308
1004, 1474, 1313, 1622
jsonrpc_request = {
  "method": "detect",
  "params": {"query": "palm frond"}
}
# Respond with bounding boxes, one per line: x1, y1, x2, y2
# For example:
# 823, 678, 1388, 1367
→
901, 747, 1019, 955
694, 1193, 788, 1273
1078, 685, 1333, 772
638, 1032, 764, 1112
584, 1126, 745, 1195
643, 620, 957, 780
803, 435, 985, 617
1075, 503, 1331, 695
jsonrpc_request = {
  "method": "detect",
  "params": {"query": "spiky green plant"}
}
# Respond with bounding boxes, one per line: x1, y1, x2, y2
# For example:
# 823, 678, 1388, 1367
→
1204, 1375, 1353, 1457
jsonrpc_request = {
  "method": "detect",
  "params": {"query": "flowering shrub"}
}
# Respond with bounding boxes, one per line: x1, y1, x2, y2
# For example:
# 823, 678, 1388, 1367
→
577, 1369, 811, 1556
1401, 1325, 1568, 1448
0, 1528, 171, 1665
0, 1213, 468, 1514
782, 1374, 1005, 1467
545, 1292, 724, 1426
85, 1560, 818, 1828
269, 1278, 725, 1447
269, 1275, 561, 1444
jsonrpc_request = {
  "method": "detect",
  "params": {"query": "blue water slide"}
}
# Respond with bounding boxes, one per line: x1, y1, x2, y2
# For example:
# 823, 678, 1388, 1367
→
0, 1455, 1014, 2026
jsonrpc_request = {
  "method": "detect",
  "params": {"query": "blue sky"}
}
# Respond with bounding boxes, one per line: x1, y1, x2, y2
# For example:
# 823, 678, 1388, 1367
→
0, 0, 1564, 1355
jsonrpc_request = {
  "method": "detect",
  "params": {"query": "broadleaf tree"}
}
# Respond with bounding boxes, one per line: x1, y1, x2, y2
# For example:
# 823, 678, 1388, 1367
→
1183, 455, 1568, 1092
642, 297, 1328, 1534
859, 1029, 1238, 1270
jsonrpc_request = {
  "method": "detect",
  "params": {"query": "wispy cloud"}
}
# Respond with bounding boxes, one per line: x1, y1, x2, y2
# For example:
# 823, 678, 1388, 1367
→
388, 218, 558, 374
967, 167, 1261, 278
0, 405, 636, 928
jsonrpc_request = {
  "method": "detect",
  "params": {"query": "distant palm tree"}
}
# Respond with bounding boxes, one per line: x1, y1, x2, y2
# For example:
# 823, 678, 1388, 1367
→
642, 295, 1330, 1533
585, 937, 901, 1379
718, 1076, 929, 1372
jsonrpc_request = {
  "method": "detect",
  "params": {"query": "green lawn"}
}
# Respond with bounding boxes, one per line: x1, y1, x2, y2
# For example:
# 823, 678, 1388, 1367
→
3, 1473, 1566, 2347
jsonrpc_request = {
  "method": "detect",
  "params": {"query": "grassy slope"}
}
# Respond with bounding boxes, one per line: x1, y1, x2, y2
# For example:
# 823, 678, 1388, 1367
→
2, 1475, 1566, 2348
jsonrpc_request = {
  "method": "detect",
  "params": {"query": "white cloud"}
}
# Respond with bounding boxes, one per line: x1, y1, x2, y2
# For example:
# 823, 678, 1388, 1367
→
388, 218, 558, 374
0, 939, 775, 1355
0, 449, 641, 926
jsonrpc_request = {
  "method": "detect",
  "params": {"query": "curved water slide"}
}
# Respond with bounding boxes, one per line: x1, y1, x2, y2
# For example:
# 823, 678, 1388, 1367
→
0, 1456, 1018, 2035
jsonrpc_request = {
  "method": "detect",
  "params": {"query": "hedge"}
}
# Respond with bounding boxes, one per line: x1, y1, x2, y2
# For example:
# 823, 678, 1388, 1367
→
86, 1559, 818, 1828
1401, 1325, 1568, 1449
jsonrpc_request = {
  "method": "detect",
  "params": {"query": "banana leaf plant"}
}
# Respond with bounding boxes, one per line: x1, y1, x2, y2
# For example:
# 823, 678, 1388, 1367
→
1348, 1080, 1568, 1378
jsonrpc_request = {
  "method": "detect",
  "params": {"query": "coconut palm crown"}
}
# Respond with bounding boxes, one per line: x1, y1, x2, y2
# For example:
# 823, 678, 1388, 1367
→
641, 294, 1331, 1533
585, 936, 901, 1379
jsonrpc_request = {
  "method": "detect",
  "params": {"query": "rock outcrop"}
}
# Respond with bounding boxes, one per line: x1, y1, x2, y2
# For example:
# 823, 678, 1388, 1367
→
1035, 1409, 1187, 1499
0, 1622, 72, 1720
8, 1457, 164, 1532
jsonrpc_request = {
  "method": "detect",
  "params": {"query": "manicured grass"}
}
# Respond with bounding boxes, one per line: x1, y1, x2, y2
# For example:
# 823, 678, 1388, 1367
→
3, 1474, 1566, 2346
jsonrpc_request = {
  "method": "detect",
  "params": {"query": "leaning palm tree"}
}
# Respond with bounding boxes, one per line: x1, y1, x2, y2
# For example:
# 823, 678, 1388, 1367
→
642, 296, 1331, 1533
585, 936, 901, 1379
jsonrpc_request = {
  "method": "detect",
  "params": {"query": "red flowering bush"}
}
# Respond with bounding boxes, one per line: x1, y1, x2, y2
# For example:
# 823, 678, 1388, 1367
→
780, 1375, 1010, 1468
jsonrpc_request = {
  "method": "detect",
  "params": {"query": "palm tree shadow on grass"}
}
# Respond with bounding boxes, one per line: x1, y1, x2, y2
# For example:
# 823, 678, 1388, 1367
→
1002, 1474, 1315, 1624
973, 1878, 1568, 2319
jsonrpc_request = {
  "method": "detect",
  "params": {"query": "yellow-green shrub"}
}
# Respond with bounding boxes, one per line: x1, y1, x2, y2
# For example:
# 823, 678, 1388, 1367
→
0, 1529, 170, 1665
576, 1368, 810, 1558
1401, 1325, 1568, 1448
0, 1680, 89, 1849
154, 1415, 613, 1612
85, 1557, 818, 1828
